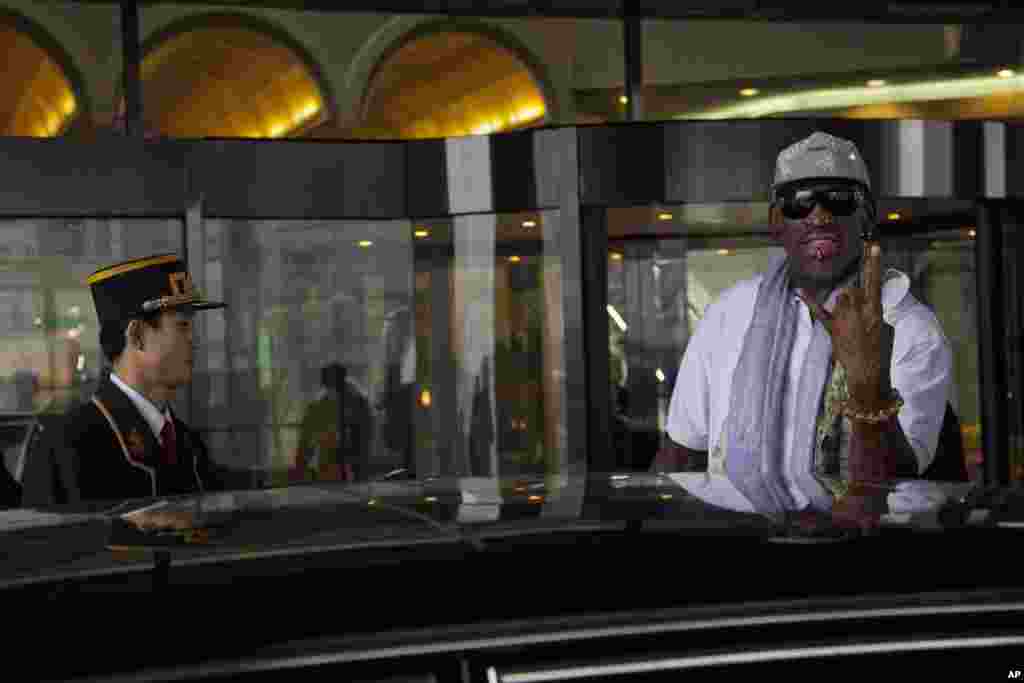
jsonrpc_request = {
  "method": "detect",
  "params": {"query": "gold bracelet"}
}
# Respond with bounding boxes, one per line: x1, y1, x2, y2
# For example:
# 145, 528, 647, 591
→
841, 390, 904, 424
830, 480, 897, 505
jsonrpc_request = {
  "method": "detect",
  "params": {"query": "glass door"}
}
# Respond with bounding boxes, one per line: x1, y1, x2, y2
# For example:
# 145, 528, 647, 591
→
976, 200, 1024, 484
604, 201, 982, 482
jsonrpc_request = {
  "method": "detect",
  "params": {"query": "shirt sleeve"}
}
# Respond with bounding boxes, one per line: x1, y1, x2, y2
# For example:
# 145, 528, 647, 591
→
665, 304, 717, 451
891, 314, 954, 475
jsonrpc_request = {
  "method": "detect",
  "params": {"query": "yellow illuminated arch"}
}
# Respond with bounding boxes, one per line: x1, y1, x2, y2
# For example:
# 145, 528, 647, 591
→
0, 24, 77, 137
140, 25, 326, 138
359, 31, 547, 139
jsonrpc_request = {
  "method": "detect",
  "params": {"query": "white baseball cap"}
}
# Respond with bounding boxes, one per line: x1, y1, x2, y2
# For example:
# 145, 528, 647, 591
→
771, 131, 872, 200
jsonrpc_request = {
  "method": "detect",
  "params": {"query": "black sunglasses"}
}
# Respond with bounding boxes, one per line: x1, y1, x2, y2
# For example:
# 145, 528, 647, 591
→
776, 185, 868, 221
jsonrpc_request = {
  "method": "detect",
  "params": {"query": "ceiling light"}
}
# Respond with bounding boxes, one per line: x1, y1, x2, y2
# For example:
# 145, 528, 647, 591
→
358, 240, 373, 248
619, 95, 629, 104
998, 69, 1016, 78
517, 104, 545, 122
610, 252, 623, 261
522, 220, 537, 228
681, 71, 1024, 119
867, 79, 887, 87
508, 255, 521, 263
887, 212, 902, 221
657, 212, 673, 221
739, 88, 760, 97
716, 249, 731, 256
414, 229, 430, 238
968, 229, 977, 237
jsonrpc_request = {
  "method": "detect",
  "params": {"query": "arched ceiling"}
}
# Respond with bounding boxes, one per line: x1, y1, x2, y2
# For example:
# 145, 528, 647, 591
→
141, 26, 325, 138
359, 31, 546, 139
0, 25, 76, 137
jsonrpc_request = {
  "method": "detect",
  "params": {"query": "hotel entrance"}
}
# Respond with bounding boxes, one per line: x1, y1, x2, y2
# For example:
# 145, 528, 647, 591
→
0, 120, 1021, 503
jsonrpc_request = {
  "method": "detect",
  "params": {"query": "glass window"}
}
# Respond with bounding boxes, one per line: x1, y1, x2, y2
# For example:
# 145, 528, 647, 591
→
606, 202, 981, 480
886, 226, 981, 480
639, 20, 1024, 122
997, 206, 1024, 482
193, 211, 568, 487
0, 219, 181, 415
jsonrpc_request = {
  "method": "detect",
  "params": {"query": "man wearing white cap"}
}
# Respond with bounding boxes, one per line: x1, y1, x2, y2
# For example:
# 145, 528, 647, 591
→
656, 132, 954, 531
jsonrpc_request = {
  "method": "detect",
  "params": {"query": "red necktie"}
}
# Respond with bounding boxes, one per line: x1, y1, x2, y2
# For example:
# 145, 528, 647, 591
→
160, 417, 178, 466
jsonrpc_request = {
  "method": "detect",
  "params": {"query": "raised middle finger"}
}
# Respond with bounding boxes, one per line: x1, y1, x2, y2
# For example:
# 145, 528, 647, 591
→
862, 240, 883, 317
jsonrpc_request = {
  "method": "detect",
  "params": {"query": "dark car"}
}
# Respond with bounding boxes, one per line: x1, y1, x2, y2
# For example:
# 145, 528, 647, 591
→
2, 471, 1022, 681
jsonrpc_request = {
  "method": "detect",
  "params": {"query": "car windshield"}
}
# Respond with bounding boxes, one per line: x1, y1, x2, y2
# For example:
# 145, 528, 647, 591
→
1, 2, 1023, 595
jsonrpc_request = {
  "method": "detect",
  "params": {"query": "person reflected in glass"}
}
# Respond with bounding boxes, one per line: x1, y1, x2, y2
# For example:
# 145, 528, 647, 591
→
653, 132, 954, 532
11, 369, 39, 413
294, 363, 373, 483
21, 255, 227, 507
379, 307, 416, 476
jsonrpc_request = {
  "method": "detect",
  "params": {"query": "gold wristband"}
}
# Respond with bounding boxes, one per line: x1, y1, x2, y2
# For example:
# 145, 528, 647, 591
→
841, 389, 903, 424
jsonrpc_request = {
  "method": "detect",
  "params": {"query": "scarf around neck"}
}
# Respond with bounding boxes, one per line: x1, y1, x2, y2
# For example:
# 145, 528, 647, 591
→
722, 254, 848, 520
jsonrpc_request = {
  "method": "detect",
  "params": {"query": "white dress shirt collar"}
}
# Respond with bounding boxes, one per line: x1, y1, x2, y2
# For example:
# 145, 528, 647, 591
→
109, 371, 171, 441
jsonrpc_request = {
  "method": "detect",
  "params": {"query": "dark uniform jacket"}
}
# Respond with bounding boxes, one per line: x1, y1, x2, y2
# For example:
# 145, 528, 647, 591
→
21, 376, 221, 507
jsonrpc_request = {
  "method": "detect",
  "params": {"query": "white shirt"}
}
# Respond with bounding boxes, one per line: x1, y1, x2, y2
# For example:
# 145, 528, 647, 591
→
666, 268, 954, 514
109, 372, 174, 445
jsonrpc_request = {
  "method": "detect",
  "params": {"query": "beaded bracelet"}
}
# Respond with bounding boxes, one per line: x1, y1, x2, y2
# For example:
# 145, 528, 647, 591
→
841, 389, 904, 424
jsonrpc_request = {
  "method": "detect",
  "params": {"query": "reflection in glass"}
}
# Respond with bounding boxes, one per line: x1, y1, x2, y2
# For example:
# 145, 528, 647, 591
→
1000, 212, 1024, 482
607, 233, 779, 472
194, 213, 566, 486
888, 230, 981, 481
